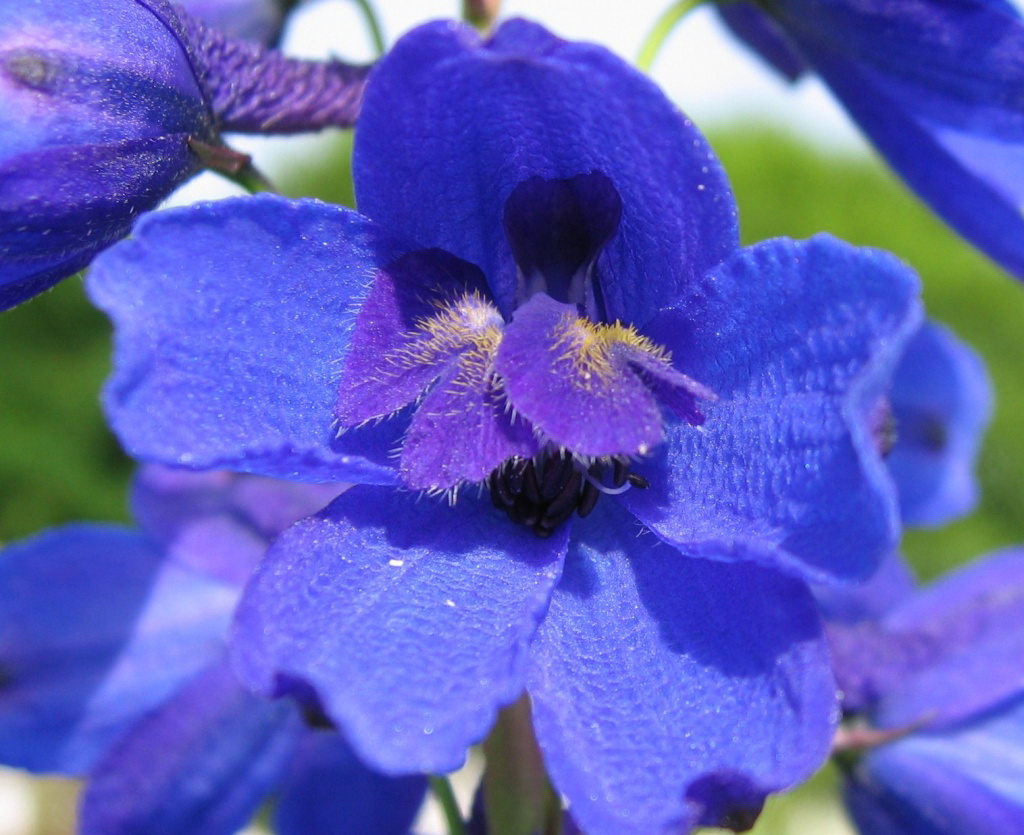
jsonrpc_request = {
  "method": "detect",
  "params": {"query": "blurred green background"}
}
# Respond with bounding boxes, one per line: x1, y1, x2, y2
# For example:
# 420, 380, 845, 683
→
1, 127, 1023, 835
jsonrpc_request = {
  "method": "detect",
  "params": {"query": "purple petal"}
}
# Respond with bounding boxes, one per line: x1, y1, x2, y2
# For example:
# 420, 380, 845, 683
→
623, 236, 922, 584
528, 502, 836, 835
275, 733, 427, 835
495, 293, 711, 457
336, 248, 497, 426
336, 249, 540, 489
88, 196, 411, 485
846, 696, 1024, 835
874, 548, 1024, 729
80, 658, 302, 835
131, 466, 343, 586
354, 19, 738, 326
888, 321, 992, 528
0, 526, 236, 773
399, 349, 539, 490
231, 486, 568, 774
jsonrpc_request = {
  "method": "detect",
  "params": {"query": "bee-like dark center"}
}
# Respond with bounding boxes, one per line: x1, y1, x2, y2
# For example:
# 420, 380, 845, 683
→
488, 451, 648, 537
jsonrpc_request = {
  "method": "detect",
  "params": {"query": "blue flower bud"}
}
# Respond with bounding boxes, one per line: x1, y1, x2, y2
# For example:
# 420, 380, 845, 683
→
0, 0, 214, 310
1, 0, 368, 311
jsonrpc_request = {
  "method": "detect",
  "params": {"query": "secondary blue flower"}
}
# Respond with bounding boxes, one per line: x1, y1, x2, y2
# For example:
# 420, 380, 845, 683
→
0, 0, 367, 311
884, 320, 991, 528
814, 319, 990, 624
716, 0, 1024, 280
0, 467, 425, 835
88, 19, 923, 834
825, 548, 1024, 834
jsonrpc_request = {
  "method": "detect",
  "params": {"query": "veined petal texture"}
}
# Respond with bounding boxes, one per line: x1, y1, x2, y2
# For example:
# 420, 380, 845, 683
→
88, 196, 410, 484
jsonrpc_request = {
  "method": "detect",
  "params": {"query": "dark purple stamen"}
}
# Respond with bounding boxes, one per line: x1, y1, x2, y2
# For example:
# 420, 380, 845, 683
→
488, 453, 648, 536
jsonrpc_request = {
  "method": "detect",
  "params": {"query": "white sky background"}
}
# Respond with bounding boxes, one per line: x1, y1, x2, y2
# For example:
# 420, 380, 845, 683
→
293, 0, 869, 148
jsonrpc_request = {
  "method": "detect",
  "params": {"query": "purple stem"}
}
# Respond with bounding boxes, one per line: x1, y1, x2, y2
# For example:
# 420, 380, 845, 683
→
187, 18, 372, 134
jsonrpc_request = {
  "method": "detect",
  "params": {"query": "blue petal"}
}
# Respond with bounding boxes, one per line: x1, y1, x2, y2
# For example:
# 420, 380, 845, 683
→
888, 321, 992, 528
80, 658, 302, 835
131, 466, 342, 586
354, 19, 738, 326
874, 548, 1024, 729
771, 0, 1024, 277
503, 172, 622, 317
769, 0, 1024, 135
814, 549, 916, 625
623, 236, 922, 584
846, 695, 1024, 835
231, 486, 568, 774
0, 526, 236, 773
716, 3, 807, 82
275, 733, 427, 835
527, 502, 836, 835
87, 196, 411, 484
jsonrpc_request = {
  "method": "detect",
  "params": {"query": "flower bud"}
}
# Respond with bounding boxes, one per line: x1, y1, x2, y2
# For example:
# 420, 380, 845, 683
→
0, 0, 214, 310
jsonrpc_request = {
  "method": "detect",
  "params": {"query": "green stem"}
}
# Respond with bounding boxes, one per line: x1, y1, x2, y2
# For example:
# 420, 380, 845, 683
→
636, 0, 707, 72
228, 165, 275, 194
349, 0, 387, 57
430, 775, 467, 835
541, 783, 564, 835
187, 138, 276, 194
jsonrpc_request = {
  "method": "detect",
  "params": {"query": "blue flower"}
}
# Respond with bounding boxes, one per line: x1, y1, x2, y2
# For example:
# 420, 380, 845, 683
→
716, 0, 1024, 280
0, 0, 367, 311
88, 19, 923, 834
814, 319, 990, 625
825, 548, 1024, 834
0, 467, 425, 835
885, 320, 991, 528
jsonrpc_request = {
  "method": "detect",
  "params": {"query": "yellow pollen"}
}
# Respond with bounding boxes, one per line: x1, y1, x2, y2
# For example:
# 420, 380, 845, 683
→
387, 290, 504, 372
552, 313, 672, 387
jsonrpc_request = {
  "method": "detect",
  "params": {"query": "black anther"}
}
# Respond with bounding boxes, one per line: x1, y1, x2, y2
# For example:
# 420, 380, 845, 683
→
506, 458, 528, 495
489, 471, 515, 509
522, 461, 542, 505
540, 452, 573, 501
626, 472, 649, 489
489, 454, 651, 535
577, 479, 601, 518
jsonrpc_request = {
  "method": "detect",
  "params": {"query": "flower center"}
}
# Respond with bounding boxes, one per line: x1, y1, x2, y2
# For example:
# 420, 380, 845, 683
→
488, 449, 648, 537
